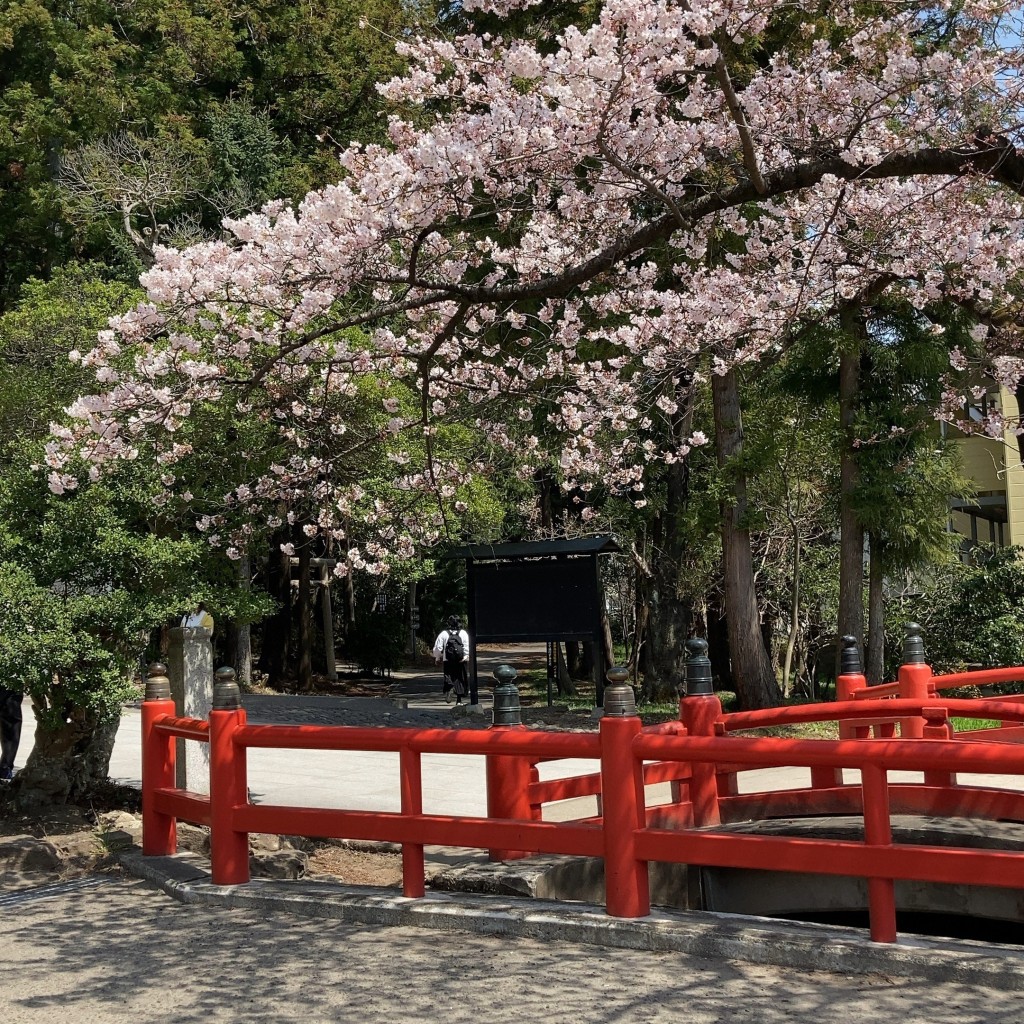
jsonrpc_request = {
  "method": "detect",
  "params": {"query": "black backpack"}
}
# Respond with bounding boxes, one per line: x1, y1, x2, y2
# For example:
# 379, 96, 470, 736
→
444, 630, 465, 663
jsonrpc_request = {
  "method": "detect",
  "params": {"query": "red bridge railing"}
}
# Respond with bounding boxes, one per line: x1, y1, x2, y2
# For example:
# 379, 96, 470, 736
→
139, 633, 1024, 945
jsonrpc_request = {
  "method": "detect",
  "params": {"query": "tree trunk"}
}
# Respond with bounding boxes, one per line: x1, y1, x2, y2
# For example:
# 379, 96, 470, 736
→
837, 315, 865, 672
535, 467, 556, 533
705, 599, 734, 691
298, 534, 312, 692
712, 368, 781, 709
643, 383, 696, 701
782, 528, 801, 697
601, 610, 616, 670
565, 641, 582, 678
14, 696, 119, 809
344, 561, 356, 642
579, 642, 595, 676
629, 585, 648, 685
555, 643, 575, 696
259, 532, 292, 689
866, 531, 886, 685
235, 553, 253, 686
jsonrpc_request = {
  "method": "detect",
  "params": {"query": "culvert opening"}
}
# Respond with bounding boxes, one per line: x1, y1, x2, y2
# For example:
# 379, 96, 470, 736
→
777, 909, 1024, 946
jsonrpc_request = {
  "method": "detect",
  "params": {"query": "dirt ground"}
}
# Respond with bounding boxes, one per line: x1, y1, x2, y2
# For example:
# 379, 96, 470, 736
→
302, 841, 403, 885
0, 772, 408, 887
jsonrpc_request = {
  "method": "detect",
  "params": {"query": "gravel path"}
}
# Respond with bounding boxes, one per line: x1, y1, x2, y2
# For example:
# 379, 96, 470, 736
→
240, 643, 598, 731
240, 693, 599, 731
4, 876, 1020, 1023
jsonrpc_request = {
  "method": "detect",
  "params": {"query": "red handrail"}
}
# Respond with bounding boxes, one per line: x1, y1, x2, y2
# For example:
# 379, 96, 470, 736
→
140, 673, 1024, 946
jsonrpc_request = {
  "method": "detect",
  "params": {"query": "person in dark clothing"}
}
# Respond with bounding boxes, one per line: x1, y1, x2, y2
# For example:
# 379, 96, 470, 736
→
432, 616, 470, 706
0, 686, 22, 781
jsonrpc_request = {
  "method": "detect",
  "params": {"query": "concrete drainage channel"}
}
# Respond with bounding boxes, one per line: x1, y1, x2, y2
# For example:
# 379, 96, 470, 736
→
0, 875, 120, 908
428, 817, 1024, 948
119, 848, 1024, 989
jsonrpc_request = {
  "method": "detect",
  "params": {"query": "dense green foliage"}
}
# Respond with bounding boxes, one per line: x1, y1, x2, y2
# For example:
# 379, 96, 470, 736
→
900, 547, 1024, 675
0, 0, 432, 304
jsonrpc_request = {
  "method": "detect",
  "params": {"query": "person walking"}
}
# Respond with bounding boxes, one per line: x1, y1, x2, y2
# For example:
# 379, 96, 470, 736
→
433, 616, 470, 706
0, 685, 22, 782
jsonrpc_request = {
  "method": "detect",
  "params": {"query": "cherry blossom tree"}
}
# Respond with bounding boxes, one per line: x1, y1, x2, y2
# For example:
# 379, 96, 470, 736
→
47, 0, 1024, 706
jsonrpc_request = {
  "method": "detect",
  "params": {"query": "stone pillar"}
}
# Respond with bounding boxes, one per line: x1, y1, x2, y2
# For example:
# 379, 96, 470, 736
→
167, 626, 214, 793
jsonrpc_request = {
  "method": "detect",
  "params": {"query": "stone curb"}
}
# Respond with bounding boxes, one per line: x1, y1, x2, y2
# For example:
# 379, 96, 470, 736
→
118, 849, 1024, 988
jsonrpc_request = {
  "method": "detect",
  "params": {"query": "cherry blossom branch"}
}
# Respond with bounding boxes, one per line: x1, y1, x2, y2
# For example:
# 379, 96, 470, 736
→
709, 36, 767, 195
418, 302, 470, 535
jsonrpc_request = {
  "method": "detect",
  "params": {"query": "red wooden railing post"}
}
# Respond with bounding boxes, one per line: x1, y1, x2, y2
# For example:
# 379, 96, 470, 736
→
600, 668, 649, 918
680, 640, 723, 826
141, 662, 177, 856
861, 763, 897, 942
898, 623, 933, 739
486, 665, 533, 861
528, 762, 542, 821
485, 747, 532, 860
400, 745, 425, 896
922, 706, 956, 788
822, 635, 867, 785
209, 668, 250, 885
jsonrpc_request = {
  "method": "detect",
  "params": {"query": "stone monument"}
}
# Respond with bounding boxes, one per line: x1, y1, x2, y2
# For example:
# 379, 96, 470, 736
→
167, 626, 214, 792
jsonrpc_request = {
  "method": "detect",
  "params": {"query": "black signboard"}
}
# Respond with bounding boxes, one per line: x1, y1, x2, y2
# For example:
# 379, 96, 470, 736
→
471, 557, 600, 642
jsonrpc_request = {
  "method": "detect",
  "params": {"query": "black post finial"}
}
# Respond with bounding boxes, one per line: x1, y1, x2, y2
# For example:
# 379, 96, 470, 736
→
902, 622, 926, 665
840, 636, 862, 675
684, 638, 714, 696
491, 664, 522, 726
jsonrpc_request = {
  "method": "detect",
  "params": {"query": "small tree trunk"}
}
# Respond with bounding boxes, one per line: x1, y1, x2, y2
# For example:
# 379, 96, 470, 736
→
565, 641, 582, 677
15, 696, 119, 809
259, 531, 292, 688
705, 600, 734, 691
579, 642, 595, 676
782, 529, 801, 697
712, 368, 781, 709
235, 553, 253, 686
298, 536, 312, 692
555, 644, 576, 696
345, 562, 357, 639
601, 610, 616, 670
837, 314, 865, 672
643, 383, 695, 700
866, 531, 886, 685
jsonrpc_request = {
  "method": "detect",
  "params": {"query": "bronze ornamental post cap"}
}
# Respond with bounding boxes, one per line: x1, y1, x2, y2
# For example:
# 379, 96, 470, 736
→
603, 666, 637, 717
213, 666, 242, 710
144, 662, 171, 701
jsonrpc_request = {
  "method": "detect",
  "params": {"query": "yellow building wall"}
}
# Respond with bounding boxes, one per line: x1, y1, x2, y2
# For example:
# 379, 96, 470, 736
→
1001, 389, 1024, 546
957, 435, 1007, 492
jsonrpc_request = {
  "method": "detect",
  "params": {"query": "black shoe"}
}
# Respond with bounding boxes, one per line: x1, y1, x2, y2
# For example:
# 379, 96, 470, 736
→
0, 767, 13, 782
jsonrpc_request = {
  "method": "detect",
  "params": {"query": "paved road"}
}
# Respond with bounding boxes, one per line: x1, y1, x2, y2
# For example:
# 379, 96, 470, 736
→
3, 875, 1020, 1024
12, 634, 1024, 821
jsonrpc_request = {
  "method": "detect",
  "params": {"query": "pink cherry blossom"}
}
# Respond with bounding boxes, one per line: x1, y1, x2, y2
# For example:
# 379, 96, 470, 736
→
45, 0, 1024, 568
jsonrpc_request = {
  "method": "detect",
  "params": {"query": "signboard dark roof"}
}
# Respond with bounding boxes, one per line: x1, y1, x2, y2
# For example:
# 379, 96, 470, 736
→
448, 536, 620, 561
